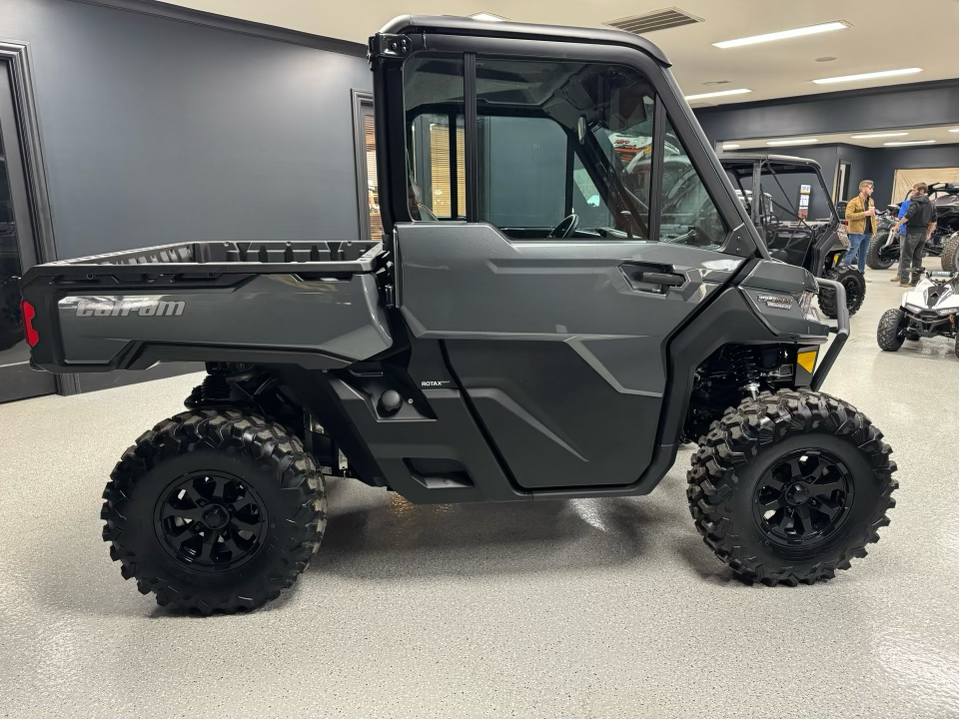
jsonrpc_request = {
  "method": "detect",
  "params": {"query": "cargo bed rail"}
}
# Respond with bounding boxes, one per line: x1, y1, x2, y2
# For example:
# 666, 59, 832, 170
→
36, 240, 381, 278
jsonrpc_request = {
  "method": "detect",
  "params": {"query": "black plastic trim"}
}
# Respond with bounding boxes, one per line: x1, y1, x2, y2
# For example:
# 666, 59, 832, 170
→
464, 52, 479, 222
811, 278, 849, 390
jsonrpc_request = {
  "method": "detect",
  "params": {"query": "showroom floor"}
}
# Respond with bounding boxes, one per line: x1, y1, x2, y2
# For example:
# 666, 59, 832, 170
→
0, 262, 956, 719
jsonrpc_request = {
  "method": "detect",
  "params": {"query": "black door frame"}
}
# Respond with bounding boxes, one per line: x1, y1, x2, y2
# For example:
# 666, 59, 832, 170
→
0, 42, 76, 397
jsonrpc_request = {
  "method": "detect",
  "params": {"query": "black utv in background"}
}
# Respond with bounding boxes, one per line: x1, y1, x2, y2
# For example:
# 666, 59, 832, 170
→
867, 182, 959, 272
19, 15, 896, 614
720, 153, 866, 318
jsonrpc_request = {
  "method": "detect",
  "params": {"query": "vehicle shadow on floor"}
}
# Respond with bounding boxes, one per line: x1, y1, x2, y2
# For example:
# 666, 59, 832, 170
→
306, 490, 658, 582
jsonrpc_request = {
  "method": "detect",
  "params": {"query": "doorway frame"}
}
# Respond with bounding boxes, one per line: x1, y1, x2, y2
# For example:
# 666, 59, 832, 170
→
0, 42, 77, 395
351, 89, 377, 241
835, 161, 851, 203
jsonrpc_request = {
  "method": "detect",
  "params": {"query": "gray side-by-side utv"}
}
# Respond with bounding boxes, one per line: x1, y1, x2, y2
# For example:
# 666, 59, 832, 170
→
19, 15, 896, 614
719, 153, 866, 319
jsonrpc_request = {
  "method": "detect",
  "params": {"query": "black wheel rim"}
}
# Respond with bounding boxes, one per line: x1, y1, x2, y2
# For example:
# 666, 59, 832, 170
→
842, 277, 863, 309
753, 449, 853, 547
154, 471, 267, 572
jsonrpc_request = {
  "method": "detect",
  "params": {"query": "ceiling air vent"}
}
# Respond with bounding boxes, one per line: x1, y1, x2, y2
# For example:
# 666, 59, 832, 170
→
605, 7, 704, 35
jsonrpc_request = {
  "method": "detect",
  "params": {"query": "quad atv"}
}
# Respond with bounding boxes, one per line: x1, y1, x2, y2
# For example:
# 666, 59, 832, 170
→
867, 182, 959, 271
877, 269, 959, 356
19, 15, 896, 614
720, 154, 865, 319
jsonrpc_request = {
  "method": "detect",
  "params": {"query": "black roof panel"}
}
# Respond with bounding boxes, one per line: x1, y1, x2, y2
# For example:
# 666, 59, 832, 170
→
377, 15, 671, 66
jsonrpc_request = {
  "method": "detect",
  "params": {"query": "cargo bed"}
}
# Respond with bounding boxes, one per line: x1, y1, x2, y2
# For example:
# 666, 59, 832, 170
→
20, 240, 393, 373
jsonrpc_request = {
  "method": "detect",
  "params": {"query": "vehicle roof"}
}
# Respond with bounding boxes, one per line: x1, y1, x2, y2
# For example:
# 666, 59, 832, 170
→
377, 15, 671, 66
717, 152, 823, 170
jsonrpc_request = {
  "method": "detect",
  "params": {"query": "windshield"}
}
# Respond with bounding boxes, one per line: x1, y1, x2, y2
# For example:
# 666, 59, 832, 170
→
726, 163, 837, 225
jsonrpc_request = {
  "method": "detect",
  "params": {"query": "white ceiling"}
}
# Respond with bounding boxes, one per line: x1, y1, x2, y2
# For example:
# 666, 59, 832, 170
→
723, 124, 960, 149
159, 0, 959, 104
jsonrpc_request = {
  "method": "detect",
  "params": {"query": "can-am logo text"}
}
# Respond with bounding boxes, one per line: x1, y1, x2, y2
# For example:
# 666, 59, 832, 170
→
74, 298, 185, 318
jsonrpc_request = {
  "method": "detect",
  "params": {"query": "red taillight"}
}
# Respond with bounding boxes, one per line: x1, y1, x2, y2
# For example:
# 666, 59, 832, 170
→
20, 299, 38, 347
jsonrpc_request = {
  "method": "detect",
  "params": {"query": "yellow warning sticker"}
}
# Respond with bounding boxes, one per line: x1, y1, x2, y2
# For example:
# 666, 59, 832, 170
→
797, 351, 817, 373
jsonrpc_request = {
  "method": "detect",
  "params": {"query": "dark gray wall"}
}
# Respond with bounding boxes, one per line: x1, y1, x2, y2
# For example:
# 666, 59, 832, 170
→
751, 142, 959, 208
695, 81, 959, 143
869, 144, 960, 205
694, 81, 959, 209
0, 0, 371, 259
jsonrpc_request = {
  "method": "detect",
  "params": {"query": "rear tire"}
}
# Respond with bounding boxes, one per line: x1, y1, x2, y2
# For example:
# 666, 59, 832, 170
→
687, 390, 896, 586
819, 264, 866, 318
101, 409, 326, 614
866, 231, 896, 270
941, 232, 958, 272
877, 308, 906, 351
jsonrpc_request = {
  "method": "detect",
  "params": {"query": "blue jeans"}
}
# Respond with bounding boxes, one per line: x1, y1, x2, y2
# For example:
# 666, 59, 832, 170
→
843, 233, 871, 273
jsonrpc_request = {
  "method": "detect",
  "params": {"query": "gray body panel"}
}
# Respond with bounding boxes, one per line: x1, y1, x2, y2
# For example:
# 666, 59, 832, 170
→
739, 260, 831, 341
21, 240, 391, 372
397, 222, 742, 395
396, 222, 744, 489
48, 274, 391, 369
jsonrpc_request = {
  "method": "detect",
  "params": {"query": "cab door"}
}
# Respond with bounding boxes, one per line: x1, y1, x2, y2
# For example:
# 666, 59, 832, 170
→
384, 44, 752, 490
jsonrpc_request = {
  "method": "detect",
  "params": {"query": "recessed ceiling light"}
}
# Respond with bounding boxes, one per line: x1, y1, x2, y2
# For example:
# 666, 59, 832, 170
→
950, 128, 959, 133
684, 88, 752, 101
850, 132, 909, 139
722, 143, 741, 149
883, 140, 936, 146
713, 21, 848, 49
813, 68, 923, 84
767, 138, 819, 146
468, 12, 507, 21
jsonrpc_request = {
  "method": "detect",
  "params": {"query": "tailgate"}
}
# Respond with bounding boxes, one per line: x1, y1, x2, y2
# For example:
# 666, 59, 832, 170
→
20, 240, 392, 372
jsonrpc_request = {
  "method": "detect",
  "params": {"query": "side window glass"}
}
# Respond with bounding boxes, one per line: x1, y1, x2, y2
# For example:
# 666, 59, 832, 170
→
477, 115, 567, 229
658, 118, 727, 247
475, 58, 654, 240
403, 55, 465, 221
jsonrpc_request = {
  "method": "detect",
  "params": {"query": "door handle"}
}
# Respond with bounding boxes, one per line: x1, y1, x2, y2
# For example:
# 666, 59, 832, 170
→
636, 271, 684, 287
620, 262, 688, 293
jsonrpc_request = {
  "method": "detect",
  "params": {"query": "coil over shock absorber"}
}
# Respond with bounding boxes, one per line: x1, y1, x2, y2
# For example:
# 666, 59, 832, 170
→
184, 363, 233, 408
729, 346, 760, 399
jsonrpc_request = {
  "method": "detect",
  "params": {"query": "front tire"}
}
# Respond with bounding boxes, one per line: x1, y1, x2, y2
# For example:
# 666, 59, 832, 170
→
866, 231, 896, 270
877, 308, 906, 351
941, 232, 958, 272
101, 409, 326, 614
819, 264, 866, 318
687, 390, 896, 586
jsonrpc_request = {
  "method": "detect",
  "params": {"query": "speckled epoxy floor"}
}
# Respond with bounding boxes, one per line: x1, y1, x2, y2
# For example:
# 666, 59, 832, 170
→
0, 262, 957, 718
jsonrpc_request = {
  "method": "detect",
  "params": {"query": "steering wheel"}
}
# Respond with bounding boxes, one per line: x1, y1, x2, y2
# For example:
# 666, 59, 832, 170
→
547, 213, 580, 239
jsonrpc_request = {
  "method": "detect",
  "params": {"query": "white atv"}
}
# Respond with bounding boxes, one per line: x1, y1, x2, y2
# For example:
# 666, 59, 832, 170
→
877, 270, 959, 356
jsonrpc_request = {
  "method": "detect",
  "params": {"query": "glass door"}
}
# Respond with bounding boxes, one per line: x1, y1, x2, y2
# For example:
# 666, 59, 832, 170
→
0, 66, 56, 403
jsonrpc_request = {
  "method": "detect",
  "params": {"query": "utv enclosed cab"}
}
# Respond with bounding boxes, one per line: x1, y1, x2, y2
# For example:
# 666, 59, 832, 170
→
719, 153, 865, 318
19, 15, 895, 614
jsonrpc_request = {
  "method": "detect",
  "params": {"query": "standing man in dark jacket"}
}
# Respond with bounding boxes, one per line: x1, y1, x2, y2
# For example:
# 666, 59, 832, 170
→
892, 182, 938, 286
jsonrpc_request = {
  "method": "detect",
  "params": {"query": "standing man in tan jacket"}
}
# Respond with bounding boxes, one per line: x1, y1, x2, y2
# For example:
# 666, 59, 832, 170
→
842, 180, 877, 278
